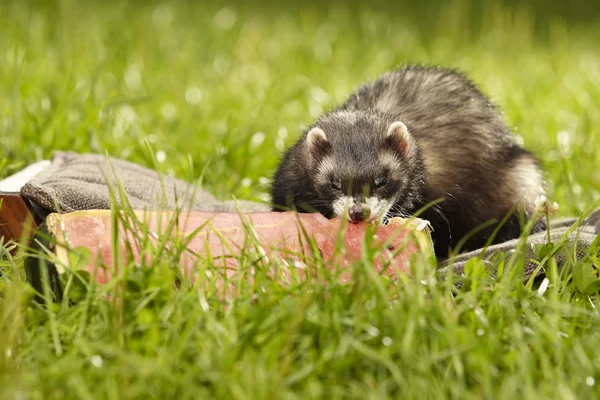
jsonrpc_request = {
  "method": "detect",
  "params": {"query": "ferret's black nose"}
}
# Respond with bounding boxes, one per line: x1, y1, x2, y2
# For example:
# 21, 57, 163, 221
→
349, 209, 364, 223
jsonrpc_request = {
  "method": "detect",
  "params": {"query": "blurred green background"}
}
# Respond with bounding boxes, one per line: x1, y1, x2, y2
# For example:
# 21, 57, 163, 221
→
2, 2, 600, 398
1, 0, 599, 215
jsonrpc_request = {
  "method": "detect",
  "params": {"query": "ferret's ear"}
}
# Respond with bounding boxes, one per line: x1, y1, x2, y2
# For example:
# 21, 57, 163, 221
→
306, 127, 331, 158
385, 121, 413, 157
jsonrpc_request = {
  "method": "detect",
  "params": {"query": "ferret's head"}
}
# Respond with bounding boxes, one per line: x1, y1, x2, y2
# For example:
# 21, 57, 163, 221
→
304, 111, 425, 223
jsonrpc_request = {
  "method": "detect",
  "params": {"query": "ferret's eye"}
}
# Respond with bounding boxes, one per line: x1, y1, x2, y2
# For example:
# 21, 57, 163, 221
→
375, 176, 388, 188
330, 179, 342, 191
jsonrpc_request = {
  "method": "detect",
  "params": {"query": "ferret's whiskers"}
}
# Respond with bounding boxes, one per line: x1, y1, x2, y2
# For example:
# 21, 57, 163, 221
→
431, 204, 452, 242
443, 192, 465, 213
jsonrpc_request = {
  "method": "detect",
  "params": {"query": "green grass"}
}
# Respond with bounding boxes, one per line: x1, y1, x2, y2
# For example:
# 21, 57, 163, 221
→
2, 0, 600, 398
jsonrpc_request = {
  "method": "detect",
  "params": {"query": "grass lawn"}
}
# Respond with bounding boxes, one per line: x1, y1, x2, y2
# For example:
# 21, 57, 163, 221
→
2, 0, 600, 398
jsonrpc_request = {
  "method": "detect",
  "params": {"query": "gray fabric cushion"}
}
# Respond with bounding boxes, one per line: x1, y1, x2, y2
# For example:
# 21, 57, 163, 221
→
439, 212, 600, 284
20, 151, 270, 214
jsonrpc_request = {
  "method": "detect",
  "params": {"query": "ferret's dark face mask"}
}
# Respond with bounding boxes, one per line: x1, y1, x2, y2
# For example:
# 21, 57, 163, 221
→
306, 119, 416, 223
314, 162, 406, 223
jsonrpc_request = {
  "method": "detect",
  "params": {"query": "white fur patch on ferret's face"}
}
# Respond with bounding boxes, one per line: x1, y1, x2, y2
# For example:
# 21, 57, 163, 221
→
332, 196, 354, 218
378, 152, 401, 170
316, 156, 335, 184
332, 196, 394, 223
364, 197, 394, 222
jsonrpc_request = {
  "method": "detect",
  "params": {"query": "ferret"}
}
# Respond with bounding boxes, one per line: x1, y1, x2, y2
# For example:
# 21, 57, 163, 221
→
271, 65, 546, 258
